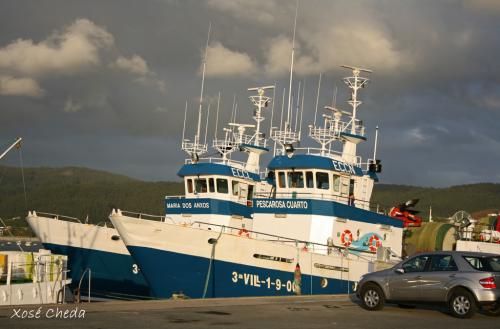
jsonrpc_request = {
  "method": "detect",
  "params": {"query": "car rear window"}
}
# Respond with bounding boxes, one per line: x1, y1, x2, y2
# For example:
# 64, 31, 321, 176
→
463, 256, 500, 272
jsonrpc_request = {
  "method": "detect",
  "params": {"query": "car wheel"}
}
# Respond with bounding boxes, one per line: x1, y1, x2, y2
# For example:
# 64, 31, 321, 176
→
449, 288, 477, 318
360, 283, 385, 311
484, 303, 500, 316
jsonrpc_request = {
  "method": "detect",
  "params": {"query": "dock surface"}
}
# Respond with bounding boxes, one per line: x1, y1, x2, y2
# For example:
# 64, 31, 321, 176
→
1, 294, 498, 329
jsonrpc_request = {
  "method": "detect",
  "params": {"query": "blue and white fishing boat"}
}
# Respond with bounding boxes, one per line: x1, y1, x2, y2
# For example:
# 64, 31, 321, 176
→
110, 64, 405, 299
26, 212, 153, 300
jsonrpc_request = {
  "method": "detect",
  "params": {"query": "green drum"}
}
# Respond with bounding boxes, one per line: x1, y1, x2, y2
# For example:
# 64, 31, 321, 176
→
404, 222, 457, 256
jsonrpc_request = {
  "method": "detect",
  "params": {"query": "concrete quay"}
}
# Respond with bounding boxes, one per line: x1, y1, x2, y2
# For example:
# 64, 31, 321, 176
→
1, 294, 498, 329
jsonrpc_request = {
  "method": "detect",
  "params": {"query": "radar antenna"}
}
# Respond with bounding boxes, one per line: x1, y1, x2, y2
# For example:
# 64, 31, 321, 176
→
181, 23, 212, 162
271, 0, 301, 152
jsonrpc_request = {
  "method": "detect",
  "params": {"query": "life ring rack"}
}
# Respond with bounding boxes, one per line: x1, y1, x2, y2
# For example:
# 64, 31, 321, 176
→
340, 229, 353, 247
368, 234, 382, 252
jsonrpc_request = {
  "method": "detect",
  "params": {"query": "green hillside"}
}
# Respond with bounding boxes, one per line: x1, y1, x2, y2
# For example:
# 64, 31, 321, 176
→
1, 165, 499, 235
0, 166, 183, 231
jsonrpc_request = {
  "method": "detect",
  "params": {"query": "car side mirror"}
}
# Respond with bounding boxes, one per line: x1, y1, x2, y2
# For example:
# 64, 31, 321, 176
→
395, 268, 405, 274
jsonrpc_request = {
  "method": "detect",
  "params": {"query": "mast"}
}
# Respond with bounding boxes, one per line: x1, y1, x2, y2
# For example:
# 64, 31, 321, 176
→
286, 0, 299, 129
214, 92, 221, 139
307, 65, 371, 162
242, 85, 274, 172
182, 101, 188, 143
195, 22, 211, 146
181, 23, 212, 161
340, 65, 371, 163
270, 0, 301, 152
314, 73, 322, 126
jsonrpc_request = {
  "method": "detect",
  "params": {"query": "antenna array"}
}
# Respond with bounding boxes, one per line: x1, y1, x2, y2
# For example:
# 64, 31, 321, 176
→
307, 66, 371, 157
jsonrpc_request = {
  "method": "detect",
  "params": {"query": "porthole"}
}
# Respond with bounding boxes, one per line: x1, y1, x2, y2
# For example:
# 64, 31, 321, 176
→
320, 278, 328, 288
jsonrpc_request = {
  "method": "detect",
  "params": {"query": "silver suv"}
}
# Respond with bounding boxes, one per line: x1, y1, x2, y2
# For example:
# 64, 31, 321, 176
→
356, 251, 500, 318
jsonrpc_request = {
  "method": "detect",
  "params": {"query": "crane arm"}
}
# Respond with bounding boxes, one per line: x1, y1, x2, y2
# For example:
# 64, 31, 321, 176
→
0, 138, 22, 161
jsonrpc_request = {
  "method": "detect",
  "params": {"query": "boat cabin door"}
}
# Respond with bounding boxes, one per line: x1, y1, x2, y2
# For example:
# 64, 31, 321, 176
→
349, 179, 355, 196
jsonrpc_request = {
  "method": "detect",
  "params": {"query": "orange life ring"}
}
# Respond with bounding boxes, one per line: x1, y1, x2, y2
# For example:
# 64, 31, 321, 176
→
368, 234, 381, 252
340, 230, 353, 247
238, 228, 250, 238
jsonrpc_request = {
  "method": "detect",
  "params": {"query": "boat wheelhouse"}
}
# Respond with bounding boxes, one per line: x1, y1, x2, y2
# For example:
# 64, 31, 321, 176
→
165, 86, 274, 229
247, 66, 402, 256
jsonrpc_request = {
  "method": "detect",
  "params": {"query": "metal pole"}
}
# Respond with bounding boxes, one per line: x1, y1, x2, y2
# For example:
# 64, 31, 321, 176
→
0, 138, 22, 161
314, 73, 321, 126
373, 126, 379, 160
286, 0, 299, 125
88, 269, 91, 303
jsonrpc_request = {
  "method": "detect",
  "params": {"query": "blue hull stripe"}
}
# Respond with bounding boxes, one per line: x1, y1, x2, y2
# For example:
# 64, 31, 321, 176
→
43, 243, 153, 300
165, 198, 253, 219
253, 198, 404, 228
128, 246, 354, 299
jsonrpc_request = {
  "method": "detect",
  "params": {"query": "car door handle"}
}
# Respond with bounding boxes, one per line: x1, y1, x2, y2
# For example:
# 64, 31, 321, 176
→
414, 276, 422, 279
449, 274, 456, 278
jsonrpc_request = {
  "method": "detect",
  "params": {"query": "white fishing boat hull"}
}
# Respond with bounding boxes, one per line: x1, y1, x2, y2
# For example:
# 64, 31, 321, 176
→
26, 212, 153, 300
110, 210, 395, 299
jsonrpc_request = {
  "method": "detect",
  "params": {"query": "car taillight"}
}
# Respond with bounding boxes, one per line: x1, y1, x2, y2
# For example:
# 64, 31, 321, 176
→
479, 277, 497, 289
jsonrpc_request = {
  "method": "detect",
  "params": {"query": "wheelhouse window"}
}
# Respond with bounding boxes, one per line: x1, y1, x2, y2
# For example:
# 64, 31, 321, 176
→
232, 180, 240, 196
216, 178, 228, 193
287, 171, 304, 188
316, 172, 329, 190
341, 177, 349, 195
208, 178, 215, 193
305, 171, 314, 188
277, 171, 286, 188
332, 174, 340, 192
195, 178, 207, 193
186, 179, 193, 193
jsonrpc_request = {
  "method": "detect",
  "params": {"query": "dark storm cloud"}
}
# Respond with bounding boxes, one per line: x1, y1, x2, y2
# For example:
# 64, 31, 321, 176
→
1, 0, 499, 186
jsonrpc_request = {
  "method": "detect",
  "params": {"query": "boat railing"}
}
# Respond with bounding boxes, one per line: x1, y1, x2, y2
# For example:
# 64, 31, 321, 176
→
29, 211, 115, 228
189, 220, 375, 261
343, 122, 365, 137
117, 210, 167, 222
165, 195, 185, 199
184, 157, 249, 169
457, 222, 500, 243
30, 211, 83, 224
275, 147, 363, 168
237, 133, 266, 148
0, 259, 69, 285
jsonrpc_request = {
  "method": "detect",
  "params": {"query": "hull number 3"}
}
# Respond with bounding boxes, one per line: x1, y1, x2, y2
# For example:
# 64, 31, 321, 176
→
231, 271, 294, 292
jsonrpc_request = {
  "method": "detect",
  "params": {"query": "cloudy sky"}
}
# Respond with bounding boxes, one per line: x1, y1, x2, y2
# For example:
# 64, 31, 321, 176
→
1, 0, 500, 187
